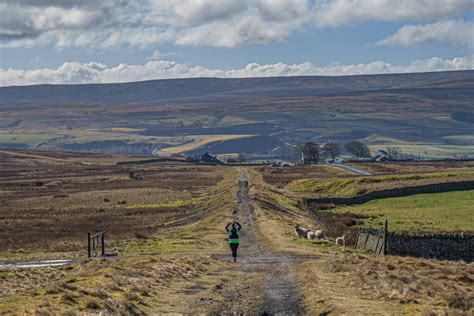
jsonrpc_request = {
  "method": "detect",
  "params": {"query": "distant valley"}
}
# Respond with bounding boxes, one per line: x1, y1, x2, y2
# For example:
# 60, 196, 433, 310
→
0, 70, 473, 159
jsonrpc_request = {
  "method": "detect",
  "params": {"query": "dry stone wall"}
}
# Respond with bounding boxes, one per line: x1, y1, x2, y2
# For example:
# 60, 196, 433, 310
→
356, 228, 473, 262
387, 232, 473, 262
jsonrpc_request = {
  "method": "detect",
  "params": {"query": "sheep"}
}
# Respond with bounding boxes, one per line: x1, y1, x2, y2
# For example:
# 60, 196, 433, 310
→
294, 224, 309, 239
314, 230, 325, 239
307, 230, 326, 240
335, 234, 347, 248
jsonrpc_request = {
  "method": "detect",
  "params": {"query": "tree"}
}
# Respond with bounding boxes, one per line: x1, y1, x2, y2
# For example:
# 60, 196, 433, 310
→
346, 141, 371, 158
322, 142, 341, 162
386, 147, 401, 160
299, 142, 320, 164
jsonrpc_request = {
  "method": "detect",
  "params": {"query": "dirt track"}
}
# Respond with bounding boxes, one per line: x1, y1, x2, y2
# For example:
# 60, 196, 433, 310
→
215, 169, 302, 315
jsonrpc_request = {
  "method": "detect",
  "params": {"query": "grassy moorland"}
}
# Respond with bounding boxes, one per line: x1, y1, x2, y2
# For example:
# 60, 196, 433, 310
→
0, 149, 233, 259
257, 164, 348, 188
1, 151, 473, 314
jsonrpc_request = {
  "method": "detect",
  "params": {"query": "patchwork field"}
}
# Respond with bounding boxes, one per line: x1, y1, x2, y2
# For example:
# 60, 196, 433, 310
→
1, 71, 473, 158
156, 134, 252, 156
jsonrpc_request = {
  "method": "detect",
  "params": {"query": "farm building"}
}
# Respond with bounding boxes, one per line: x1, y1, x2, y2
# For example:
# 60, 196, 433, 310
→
201, 153, 225, 164
373, 150, 389, 162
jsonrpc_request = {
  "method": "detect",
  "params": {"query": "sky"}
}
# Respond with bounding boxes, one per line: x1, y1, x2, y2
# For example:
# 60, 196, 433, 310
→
0, 0, 473, 86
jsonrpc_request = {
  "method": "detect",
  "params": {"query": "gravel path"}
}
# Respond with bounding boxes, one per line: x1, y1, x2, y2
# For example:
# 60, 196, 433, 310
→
215, 169, 303, 315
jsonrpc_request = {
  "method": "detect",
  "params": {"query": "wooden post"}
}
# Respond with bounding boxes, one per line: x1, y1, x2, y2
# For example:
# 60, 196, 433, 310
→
383, 219, 388, 255
87, 232, 91, 258
375, 235, 381, 255
101, 232, 105, 256
363, 231, 370, 248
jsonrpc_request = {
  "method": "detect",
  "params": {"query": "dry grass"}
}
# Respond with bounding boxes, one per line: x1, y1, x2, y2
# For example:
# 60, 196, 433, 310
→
2, 152, 473, 314
0, 150, 230, 257
348, 161, 474, 176
256, 164, 348, 188
321, 254, 474, 312
0, 165, 243, 314
0, 255, 221, 314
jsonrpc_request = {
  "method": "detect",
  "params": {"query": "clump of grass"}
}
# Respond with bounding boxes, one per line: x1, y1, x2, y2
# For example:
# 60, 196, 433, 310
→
85, 298, 101, 310
135, 232, 152, 240
61, 291, 78, 304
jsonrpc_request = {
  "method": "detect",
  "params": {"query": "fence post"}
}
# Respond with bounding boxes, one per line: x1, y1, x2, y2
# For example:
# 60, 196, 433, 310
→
87, 232, 91, 258
375, 235, 381, 255
383, 219, 388, 255
101, 232, 105, 256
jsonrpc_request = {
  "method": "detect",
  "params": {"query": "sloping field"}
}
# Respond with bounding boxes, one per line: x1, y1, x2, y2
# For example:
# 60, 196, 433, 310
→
286, 171, 474, 197
156, 134, 252, 156
348, 161, 474, 175
257, 164, 348, 188
334, 190, 474, 233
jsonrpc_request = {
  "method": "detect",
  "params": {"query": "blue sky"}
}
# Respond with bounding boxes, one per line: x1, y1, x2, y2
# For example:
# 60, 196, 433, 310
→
0, 0, 473, 86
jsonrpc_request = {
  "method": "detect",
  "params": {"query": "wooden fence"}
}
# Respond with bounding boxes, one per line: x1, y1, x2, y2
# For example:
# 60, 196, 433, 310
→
355, 220, 388, 255
87, 231, 106, 258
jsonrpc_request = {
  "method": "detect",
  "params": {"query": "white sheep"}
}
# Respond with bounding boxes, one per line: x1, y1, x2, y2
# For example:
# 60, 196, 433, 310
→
307, 230, 325, 240
314, 230, 325, 239
335, 234, 347, 248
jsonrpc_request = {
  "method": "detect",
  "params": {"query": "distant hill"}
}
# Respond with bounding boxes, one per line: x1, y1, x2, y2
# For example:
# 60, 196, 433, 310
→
0, 70, 473, 106
0, 70, 473, 159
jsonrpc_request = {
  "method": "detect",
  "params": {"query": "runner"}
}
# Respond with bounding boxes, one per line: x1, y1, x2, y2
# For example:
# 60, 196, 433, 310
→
225, 222, 242, 262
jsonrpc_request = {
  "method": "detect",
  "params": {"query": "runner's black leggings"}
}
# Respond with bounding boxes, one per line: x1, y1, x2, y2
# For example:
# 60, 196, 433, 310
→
230, 243, 239, 258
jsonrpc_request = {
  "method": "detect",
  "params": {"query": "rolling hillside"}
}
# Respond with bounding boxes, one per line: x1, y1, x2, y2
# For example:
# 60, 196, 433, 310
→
0, 71, 473, 158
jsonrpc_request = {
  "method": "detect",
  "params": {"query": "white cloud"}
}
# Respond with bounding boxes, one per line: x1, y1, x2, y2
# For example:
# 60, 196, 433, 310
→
314, 0, 472, 27
0, 0, 311, 48
1, 0, 470, 49
377, 20, 474, 47
1, 56, 472, 86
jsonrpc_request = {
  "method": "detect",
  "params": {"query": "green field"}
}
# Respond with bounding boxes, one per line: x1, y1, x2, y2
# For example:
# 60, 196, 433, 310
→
335, 190, 474, 232
367, 144, 474, 159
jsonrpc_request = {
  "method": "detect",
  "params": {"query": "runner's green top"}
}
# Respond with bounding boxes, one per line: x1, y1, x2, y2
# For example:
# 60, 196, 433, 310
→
227, 228, 240, 244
